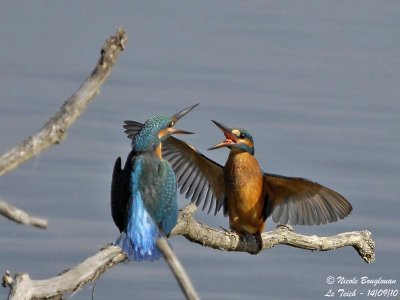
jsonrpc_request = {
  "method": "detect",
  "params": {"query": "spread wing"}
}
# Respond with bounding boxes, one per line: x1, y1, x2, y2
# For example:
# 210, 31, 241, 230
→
163, 137, 225, 215
123, 120, 226, 214
111, 149, 135, 232
263, 173, 352, 225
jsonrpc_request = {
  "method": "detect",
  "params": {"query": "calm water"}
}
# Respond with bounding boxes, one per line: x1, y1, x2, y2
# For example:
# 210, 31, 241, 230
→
1, 2, 399, 299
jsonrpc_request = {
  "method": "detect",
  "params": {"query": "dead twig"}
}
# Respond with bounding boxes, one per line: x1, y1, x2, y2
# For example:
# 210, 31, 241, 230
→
0, 27, 127, 177
0, 200, 47, 229
0, 27, 127, 229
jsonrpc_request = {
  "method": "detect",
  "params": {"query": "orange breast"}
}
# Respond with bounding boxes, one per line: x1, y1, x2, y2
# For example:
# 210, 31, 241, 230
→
224, 151, 265, 235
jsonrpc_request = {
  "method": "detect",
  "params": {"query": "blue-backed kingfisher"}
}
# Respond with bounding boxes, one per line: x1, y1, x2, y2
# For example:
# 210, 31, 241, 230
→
111, 104, 198, 261
160, 120, 352, 240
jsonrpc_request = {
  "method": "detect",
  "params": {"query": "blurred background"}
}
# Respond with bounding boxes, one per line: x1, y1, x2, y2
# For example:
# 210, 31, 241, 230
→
0, 2, 399, 299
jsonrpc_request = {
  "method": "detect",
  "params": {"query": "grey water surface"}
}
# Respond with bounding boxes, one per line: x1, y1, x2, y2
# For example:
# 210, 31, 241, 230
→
1, 2, 399, 299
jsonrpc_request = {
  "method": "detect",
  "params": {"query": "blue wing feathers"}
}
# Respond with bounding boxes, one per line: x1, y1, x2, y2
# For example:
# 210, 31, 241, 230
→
116, 156, 161, 261
159, 161, 178, 235
115, 154, 178, 261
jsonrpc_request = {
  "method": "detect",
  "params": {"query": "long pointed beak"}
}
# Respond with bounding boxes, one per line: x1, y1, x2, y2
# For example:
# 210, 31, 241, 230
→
208, 120, 238, 150
169, 128, 194, 135
166, 103, 198, 136
208, 140, 234, 150
172, 103, 199, 123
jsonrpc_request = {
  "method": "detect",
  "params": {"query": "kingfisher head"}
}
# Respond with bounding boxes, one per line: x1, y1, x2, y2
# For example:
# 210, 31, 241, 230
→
132, 104, 198, 152
208, 120, 254, 155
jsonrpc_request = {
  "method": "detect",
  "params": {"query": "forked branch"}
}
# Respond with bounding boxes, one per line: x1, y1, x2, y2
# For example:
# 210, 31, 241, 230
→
0, 27, 127, 228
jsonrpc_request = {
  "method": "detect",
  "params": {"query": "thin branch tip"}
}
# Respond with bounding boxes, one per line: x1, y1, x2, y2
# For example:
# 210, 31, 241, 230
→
0, 200, 48, 229
2, 271, 12, 288
357, 230, 375, 263
98, 27, 127, 69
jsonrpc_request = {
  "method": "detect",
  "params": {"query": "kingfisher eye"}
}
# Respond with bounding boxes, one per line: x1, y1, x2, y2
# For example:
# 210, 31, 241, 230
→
239, 133, 246, 139
168, 122, 174, 128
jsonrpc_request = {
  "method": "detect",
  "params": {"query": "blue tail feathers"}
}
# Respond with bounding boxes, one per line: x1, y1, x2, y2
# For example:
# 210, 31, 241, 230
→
115, 192, 161, 261
116, 231, 161, 261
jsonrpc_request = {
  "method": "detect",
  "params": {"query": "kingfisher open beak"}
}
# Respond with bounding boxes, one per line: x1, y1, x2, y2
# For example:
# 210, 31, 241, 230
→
168, 103, 199, 135
172, 103, 199, 123
168, 128, 194, 135
208, 120, 238, 150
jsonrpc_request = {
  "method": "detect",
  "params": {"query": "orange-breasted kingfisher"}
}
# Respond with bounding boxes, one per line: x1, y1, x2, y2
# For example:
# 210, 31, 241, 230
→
159, 120, 352, 239
111, 104, 198, 261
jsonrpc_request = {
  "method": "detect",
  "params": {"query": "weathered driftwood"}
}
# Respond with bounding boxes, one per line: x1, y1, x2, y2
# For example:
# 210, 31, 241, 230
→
2, 245, 125, 300
2, 204, 375, 299
172, 204, 375, 264
2, 238, 199, 300
0, 27, 127, 177
0, 200, 47, 229
0, 27, 127, 228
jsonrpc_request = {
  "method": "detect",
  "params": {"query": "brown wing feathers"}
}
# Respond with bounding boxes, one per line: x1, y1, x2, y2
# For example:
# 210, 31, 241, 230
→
163, 137, 226, 215
264, 173, 352, 225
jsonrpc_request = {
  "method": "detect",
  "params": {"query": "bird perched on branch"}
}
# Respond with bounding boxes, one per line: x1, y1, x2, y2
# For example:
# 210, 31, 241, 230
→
160, 120, 352, 242
111, 104, 198, 261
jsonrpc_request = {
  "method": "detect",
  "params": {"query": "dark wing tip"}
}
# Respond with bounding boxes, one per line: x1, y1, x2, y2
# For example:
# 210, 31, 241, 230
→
111, 156, 125, 232
265, 173, 353, 226
122, 120, 143, 140
162, 137, 226, 215
290, 188, 352, 226
113, 157, 122, 172
123, 120, 143, 126
111, 151, 136, 233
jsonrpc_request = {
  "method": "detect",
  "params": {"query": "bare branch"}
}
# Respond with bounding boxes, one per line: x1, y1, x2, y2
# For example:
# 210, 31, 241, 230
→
171, 203, 375, 264
157, 237, 200, 300
0, 200, 47, 229
2, 204, 375, 299
0, 27, 127, 177
0, 27, 127, 227
2, 241, 200, 300
2, 245, 126, 300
